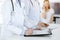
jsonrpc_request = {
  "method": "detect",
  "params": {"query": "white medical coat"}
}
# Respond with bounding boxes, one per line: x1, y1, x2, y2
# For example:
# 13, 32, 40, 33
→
24, 0, 41, 29
1, 0, 26, 38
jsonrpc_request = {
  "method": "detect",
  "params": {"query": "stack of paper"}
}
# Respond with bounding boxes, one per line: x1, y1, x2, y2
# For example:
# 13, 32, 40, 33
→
33, 29, 50, 35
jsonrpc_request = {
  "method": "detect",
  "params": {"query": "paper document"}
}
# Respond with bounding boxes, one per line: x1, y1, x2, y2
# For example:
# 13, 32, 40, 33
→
33, 29, 50, 35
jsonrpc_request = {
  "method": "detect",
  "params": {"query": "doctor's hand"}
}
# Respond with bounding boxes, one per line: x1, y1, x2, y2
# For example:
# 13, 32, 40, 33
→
25, 28, 33, 35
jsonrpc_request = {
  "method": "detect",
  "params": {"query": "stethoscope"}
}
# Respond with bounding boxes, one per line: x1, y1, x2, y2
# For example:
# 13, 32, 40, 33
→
11, 0, 21, 13
9, 0, 21, 25
30, 0, 40, 6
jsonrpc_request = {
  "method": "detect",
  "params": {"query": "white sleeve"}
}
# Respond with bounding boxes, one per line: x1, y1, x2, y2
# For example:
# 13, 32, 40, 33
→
40, 17, 49, 24
23, 0, 32, 28
46, 8, 55, 23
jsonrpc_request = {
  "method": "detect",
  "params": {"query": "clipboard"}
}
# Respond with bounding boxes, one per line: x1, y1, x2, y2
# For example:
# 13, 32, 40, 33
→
24, 29, 52, 37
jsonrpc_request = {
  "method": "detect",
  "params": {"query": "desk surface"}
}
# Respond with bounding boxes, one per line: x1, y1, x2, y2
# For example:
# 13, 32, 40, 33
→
0, 24, 60, 40
54, 15, 60, 17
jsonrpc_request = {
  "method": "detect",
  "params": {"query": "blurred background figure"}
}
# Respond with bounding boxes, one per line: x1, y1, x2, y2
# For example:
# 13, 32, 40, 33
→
37, 0, 55, 29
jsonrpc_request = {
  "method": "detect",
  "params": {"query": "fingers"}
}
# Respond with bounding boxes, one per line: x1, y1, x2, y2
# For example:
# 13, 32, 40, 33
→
25, 28, 33, 35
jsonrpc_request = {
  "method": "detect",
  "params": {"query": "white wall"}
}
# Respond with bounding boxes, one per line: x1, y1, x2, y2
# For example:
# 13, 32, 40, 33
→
50, 0, 60, 3
39, 0, 60, 9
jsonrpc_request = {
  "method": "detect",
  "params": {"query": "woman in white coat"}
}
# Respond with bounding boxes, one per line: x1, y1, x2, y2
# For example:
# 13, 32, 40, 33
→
37, 0, 55, 29
1, 0, 27, 38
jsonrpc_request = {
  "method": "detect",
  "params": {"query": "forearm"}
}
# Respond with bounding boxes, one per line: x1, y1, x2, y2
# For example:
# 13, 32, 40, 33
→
40, 17, 50, 24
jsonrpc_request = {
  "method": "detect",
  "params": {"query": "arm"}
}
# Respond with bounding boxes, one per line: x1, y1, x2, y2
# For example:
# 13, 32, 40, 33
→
24, 0, 33, 29
40, 11, 49, 24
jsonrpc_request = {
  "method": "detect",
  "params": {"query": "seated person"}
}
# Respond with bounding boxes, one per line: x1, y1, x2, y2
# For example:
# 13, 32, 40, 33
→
36, 0, 55, 30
